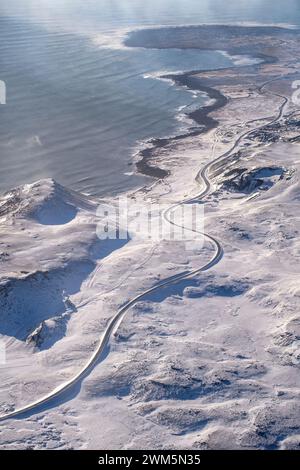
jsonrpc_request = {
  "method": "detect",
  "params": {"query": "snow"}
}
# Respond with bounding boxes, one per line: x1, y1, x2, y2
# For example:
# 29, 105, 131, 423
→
1, 126, 299, 450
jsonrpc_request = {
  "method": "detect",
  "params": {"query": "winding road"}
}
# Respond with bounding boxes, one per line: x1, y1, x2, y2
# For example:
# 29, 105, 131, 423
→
0, 80, 289, 422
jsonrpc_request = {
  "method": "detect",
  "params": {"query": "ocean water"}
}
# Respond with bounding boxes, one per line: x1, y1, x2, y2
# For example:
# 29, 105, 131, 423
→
0, 0, 300, 196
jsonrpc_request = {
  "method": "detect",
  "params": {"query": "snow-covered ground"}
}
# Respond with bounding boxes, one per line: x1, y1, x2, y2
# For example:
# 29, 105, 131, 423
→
1, 33, 300, 450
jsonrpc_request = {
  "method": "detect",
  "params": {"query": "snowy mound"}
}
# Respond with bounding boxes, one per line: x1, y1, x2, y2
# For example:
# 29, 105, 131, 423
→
0, 180, 98, 347
0, 179, 102, 277
0, 179, 129, 350
0, 178, 96, 224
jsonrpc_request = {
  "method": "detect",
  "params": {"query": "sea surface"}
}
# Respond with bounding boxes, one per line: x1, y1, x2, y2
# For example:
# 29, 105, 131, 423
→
0, 0, 300, 196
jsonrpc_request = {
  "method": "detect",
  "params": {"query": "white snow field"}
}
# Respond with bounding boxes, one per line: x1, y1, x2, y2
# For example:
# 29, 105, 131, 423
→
1, 128, 300, 450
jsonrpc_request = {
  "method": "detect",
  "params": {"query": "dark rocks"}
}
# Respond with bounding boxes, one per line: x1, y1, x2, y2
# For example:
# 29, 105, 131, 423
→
222, 166, 284, 193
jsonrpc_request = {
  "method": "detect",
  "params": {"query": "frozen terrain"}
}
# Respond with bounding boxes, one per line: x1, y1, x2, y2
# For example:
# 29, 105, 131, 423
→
1, 25, 300, 449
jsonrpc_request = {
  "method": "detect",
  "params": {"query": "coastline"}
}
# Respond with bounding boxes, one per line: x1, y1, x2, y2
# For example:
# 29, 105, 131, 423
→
134, 62, 278, 180
135, 78, 228, 179
127, 24, 292, 181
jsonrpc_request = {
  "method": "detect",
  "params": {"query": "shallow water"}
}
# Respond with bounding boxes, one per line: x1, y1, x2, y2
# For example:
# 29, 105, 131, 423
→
0, 0, 299, 196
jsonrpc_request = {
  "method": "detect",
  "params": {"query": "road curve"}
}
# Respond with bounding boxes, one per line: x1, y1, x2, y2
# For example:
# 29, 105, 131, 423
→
0, 82, 288, 422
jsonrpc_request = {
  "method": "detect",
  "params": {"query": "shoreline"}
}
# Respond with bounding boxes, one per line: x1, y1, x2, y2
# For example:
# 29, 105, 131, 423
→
135, 79, 228, 178
134, 63, 277, 180
127, 24, 284, 181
